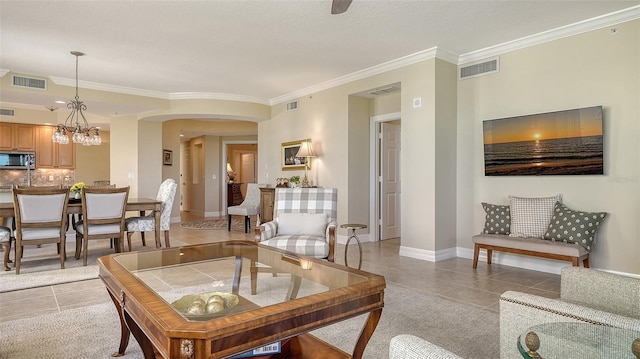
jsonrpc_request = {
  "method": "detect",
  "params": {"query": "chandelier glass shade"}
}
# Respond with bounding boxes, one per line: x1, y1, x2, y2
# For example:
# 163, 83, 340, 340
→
51, 51, 101, 146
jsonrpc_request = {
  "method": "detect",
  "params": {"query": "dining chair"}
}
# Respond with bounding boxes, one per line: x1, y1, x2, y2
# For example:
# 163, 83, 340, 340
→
75, 186, 129, 266
12, 187, 69, 274
125, 179, 177, 251
227, 183, 261, 233
1, 226, 12, 271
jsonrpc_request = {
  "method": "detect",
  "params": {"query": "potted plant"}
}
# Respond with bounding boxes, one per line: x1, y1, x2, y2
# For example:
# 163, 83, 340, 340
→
70, 181, 86, 199
289, 175, 300, 188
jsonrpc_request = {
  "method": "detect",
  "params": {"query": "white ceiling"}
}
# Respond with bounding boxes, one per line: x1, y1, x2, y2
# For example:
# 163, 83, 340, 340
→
0, 0, 638, 116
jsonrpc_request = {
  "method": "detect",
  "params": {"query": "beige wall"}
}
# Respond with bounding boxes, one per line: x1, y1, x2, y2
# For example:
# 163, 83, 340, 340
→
75, 131, 111, 185
261, 58, 458, 253
457, 19, 640, 274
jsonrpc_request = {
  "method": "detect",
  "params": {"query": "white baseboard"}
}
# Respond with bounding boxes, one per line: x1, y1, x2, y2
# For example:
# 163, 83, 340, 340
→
398, 245, 457, 262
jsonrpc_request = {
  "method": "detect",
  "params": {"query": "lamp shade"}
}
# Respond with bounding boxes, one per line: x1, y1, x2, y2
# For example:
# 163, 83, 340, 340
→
227, 163, 233, 172
295, 140, 316, 158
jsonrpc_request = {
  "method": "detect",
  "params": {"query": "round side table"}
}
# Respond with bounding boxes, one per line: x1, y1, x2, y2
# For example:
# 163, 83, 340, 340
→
340, 224, 366, 269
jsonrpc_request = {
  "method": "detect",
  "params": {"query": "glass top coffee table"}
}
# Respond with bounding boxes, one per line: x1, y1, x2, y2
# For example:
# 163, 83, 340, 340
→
518, 322, 640, 359
98, 240, 385, 359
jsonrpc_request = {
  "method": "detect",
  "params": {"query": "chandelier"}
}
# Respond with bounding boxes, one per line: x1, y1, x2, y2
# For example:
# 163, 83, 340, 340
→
51, 51, 102, 146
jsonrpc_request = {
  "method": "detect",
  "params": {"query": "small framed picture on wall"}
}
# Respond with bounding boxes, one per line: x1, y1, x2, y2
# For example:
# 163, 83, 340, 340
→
163, 149, 173, 166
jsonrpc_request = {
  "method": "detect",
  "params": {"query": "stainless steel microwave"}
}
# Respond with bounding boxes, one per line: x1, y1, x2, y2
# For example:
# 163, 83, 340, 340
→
0, 151, 36, 170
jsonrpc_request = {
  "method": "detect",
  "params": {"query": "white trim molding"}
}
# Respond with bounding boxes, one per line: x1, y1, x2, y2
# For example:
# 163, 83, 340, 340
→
399, 245, 458, 262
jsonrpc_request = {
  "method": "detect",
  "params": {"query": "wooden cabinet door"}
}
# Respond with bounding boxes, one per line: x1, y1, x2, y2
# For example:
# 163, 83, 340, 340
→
35, 125, 76, 169
0, 123, 35, 151
36, 126, 56, 168
0, 123, 13, 150
56, 141, 75, 168
14, 124, 35, 151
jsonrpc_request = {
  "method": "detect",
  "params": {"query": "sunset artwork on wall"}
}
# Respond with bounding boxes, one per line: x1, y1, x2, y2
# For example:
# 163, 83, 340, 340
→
483, 106, 604, 176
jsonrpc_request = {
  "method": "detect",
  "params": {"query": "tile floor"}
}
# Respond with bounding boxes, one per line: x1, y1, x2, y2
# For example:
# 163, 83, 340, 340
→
0, 212, 561, 323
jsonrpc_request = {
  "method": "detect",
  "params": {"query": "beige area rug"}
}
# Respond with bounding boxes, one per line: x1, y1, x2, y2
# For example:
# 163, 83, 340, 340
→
0, 278, 500, 358
180, 216, 256, 231
0, 237, 189, 293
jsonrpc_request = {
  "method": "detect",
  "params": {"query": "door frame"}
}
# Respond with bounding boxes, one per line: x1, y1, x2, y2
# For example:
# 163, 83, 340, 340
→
369, 111, 401, 242
222, 140, 258, 211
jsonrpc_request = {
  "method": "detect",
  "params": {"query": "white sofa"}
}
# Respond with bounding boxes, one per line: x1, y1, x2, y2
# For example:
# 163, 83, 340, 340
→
500, 266, 640, 358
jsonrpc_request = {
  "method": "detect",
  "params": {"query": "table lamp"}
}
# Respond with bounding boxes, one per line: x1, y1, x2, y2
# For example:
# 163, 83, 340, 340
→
295, 140, 316, 187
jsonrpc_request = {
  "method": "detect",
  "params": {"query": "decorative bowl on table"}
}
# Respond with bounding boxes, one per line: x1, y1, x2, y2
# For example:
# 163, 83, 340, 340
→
171, 292, 239, 320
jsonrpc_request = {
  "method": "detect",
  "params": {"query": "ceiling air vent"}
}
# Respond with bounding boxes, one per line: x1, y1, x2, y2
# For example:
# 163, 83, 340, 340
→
0, 108, 15, 117
286, 100, 298, 111
459, 58, 499, 80
12, 75, 47, 90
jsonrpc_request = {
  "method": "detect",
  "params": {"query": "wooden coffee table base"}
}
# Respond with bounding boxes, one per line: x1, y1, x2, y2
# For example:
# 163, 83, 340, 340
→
106, 287, 382, 359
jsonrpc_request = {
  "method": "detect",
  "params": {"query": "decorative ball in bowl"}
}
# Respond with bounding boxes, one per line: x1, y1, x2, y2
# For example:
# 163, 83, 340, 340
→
171, 292, 239, 319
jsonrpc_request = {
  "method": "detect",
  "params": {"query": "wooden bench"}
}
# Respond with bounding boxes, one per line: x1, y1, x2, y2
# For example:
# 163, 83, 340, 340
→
472, 234, 590, 268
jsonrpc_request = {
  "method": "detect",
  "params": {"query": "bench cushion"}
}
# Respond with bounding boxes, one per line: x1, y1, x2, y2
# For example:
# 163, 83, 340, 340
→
473, 234, 588, 258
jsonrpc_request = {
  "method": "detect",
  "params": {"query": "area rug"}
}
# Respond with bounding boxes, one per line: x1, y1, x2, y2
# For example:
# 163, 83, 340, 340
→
180, 216, 255, 231
0, 281, 500, 358
0, 238, 190, 293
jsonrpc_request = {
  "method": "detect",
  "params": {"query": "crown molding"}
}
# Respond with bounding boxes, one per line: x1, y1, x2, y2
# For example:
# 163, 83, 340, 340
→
270, 46, 461, 105
459, 5, 640, 64
49, 76, 271, 105
168, 92, 270, 105
49, 76, 169, 99
0, 69, 9, 77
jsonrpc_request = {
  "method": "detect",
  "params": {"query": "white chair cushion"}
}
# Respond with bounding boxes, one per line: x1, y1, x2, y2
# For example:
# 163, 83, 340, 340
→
228, 205, 259, 216
125, 216, 155, 232
277, 213, 327, 237
15, 227, 62, 240
0, 226, 12, 243
76, 221, 121, 236
85, 192, 127, 219
261, 235, 329, 258
17, 193, 66, 222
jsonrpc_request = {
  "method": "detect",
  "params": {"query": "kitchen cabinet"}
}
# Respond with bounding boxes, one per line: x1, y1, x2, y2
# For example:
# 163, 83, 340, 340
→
35, 126, 76, 169
0, 122, 36, 151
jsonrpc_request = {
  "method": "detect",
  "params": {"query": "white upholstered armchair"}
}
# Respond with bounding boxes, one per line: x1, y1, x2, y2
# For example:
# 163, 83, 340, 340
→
227, 183, 260, 233
125, 178, 177, 250
252, 187, 337, 295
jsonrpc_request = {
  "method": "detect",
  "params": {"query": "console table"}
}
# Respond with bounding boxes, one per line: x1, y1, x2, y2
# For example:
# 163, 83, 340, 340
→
259, 187, 275, 222
227, 183, 243, 206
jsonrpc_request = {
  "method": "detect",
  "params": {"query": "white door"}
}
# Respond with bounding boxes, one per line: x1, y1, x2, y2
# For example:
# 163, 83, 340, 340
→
240, 152, 257, 196
180, 145, 191, 211
380, 122, 401, 240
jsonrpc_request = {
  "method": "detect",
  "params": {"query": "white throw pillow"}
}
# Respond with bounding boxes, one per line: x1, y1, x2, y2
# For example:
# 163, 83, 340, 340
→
509, 194, 562, 238
277, 213, 327, 237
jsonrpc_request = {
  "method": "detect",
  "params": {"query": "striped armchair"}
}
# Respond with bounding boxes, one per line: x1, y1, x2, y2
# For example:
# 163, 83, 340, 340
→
252, 188, 337, 295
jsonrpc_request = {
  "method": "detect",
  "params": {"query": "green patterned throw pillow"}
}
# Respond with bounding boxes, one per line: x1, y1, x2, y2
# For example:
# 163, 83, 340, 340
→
481, 202, 511, 235
543, 202, 607, 251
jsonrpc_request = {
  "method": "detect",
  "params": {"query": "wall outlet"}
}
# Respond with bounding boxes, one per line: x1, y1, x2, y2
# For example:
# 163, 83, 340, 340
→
212, 174, 217, 180
48, 175, 54, 181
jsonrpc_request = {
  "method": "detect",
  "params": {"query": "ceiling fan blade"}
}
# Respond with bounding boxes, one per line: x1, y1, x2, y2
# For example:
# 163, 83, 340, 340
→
331, 0, 353, 14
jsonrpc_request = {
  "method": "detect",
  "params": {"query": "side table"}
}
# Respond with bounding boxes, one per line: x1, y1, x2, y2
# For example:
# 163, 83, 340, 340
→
340, 223, 366, 269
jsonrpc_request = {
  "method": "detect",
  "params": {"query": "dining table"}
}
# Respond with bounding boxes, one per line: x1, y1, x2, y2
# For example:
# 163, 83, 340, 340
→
0, 197, 165, 248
